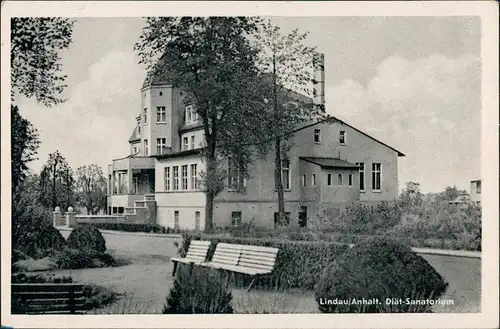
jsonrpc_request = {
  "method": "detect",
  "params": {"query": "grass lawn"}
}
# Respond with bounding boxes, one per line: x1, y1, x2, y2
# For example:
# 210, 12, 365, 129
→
52, 230, 480, 314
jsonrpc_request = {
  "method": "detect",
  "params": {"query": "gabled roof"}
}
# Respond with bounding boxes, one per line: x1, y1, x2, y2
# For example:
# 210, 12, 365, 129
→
294, 116, 405, 157
128, 127, 140, 143
300, 157, 360, 169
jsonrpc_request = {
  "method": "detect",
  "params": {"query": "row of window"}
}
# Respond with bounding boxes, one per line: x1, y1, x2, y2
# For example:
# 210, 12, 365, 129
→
173, 210, 201, 230
138, 104, 200, 129
182, 135, 196, 151
314, 128, 346, 145
164, 164, 199, 191
231, 209, 308, 228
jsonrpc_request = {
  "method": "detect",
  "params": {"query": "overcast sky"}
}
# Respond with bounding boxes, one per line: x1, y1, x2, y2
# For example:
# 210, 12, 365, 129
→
15, 16, 481, 194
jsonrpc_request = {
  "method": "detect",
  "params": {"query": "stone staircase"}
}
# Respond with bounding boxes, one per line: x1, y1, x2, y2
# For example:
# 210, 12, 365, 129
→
123, 194, 157, 225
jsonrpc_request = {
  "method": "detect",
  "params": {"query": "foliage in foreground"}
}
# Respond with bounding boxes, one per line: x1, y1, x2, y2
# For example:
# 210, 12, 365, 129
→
315, 238, 449, 313
162, 266, 234, 314
182, 233, 349, 290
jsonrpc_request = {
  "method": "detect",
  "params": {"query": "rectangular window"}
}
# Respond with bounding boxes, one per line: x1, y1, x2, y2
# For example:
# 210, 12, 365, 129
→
156, 106, 166, 123
195, 211, 201, 231
314, 129, 321, 143
191, 136, 195, 149
191, 164, 198, 190
138, 125, 141, 134
133, 176, 139, 194
348, 174, 353, 186
228, 156, 242, 190
476, 181, 481, 194
231, 211, 242, 227
339, 131, 346, 144
144, 108, 147, 124
174, 211, 179, 229
302, 175, 306, 187
172, 166, 179, 190
327, 173, 332, 186
372, 163, 381, 191
312, 174, 316, 186
185, 104, 199, 124
357, 162, 365, 191
281, 159, 291, 190
164, 167, 170, 191
181, 165, 188, 190
156, 138, 166, 155
338, 173, 343, 185
183, 137, 188, 150
144, 139, 148, 155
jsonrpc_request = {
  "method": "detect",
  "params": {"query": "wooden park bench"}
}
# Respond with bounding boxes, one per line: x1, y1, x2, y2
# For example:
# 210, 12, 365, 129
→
11, 283, 86, 314
171, 240, 211, 276
201, 243, 279, 291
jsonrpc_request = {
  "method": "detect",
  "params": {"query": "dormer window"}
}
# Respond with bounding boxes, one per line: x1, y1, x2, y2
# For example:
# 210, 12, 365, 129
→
185, 104, 199, 124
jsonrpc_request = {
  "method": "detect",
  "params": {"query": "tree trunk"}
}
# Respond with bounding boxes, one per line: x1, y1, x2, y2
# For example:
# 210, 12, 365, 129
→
51, 159, 58, 210
204, 155, 216, 232
275, 135, 285, 227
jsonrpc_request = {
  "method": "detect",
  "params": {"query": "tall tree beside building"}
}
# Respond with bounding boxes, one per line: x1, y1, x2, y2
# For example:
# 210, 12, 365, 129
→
75, 165, 107, 215
253, 20, 325, 226
39, 151, 75, 211
11, 17, 74, 106
11, 105, 40, 192
135, 17, 272, 231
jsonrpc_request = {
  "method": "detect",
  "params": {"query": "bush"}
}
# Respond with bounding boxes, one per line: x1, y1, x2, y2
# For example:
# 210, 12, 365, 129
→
14, 222, 67, 258
67, 225, 106, 253
13, 257, 57, 272
11, 273, 73, 284
162, 266, 233, 314
315, 238, 449, 313
82, 284, 119, 310
182, 233, 349, 290
54, 248, 117, 269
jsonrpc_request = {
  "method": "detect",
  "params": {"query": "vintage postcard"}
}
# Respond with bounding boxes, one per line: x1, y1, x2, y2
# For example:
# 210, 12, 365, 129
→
1, 1, 498, 328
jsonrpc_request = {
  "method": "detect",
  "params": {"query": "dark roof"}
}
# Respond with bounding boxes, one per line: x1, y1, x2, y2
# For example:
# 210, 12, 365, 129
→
154, 148, 203, 160
300, 157, 360, 169
293, 117, 405, 157
128, 127, 140, 143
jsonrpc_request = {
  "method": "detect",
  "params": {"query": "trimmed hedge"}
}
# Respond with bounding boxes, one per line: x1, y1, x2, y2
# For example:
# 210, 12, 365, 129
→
67, 225, 106, 253
181, 233, 349, 290
315, 238, 449, 313
80, 222, 179, 234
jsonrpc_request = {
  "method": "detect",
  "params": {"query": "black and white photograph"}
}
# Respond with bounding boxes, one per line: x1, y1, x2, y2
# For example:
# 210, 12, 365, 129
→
1, 1, 498, 328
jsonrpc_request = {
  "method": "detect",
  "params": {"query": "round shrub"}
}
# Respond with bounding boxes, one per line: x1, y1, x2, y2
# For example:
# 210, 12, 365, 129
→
55, 248, 95, 269
162, 266, 233, 314
67, 225, 106, 253
15, 223, 67, 258
315, 238, 449, 313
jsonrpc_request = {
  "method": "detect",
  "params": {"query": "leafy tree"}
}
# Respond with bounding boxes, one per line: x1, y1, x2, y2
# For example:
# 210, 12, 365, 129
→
11, 105, 40, 192
399, 181, 424, 208
75, 165, 107, 215
253, 20, 326, 225
11, 17, 74, 106
39, 151, 75, 211
437, 186, 468, 202
135, 17, 272, 231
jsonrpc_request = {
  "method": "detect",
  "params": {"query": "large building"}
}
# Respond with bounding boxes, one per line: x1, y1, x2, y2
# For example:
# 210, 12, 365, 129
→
107, 58, 405, 230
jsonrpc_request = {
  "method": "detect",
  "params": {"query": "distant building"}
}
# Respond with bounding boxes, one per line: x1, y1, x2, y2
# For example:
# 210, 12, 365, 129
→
448, 194, 471, 204
470, 180, 481, 203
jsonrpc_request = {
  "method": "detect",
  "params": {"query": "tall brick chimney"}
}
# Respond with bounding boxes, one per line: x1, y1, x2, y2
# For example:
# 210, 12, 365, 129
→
313, 52, 325, 110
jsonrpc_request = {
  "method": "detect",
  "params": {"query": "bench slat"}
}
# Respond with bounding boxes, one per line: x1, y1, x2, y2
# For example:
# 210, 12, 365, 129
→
14, 297, 86, 305
12, 284, 84, 293
171, 257, 205, 264
218, 243, 278, 254
239, 254, 277, 264
12, 291, 85, 299
190, 240, 211, 246
22, 304, 85, 313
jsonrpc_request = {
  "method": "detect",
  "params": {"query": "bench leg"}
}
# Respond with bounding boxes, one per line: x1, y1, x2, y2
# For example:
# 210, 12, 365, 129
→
172, 261, 178, 277
246, 276, 257, 292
